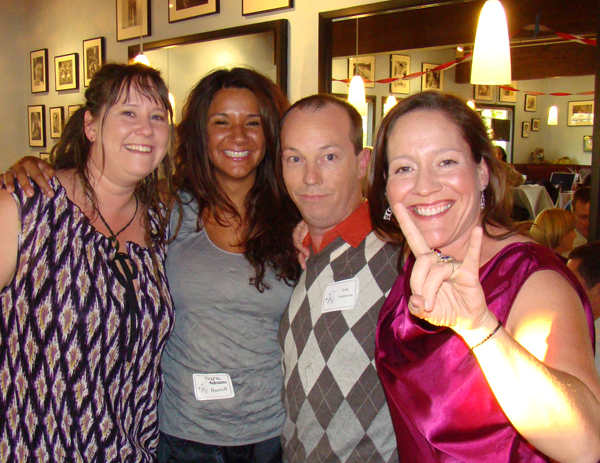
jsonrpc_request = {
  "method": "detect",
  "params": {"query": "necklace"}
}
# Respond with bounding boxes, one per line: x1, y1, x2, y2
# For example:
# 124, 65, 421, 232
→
94, 195, 139, 252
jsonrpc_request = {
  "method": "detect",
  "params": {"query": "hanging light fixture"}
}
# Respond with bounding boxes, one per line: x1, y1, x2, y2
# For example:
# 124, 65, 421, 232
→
348, 18, 367, 116
133, 0, 150, 66
470, 0, 511, 85
548, 106, 558, 125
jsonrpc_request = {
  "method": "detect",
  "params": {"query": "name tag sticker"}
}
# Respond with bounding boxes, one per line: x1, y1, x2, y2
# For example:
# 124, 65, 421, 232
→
193, 373, 235, 401
322, 277, 359, 313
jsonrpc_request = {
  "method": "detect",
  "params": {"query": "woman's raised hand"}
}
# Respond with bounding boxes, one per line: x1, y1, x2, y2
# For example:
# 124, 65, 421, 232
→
393, 202, 493, 334
293, 220, 310, 269
1, 156, 55, 198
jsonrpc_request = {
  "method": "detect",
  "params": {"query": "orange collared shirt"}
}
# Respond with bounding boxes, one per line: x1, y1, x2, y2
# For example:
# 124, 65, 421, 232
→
303, 201, 373, 254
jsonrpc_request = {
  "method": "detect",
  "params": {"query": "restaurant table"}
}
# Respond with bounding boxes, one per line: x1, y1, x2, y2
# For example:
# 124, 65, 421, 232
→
512, 185, 555, 220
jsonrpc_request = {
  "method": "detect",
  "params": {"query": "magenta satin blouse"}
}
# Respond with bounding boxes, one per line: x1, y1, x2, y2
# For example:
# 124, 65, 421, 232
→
376, 242, 595, 463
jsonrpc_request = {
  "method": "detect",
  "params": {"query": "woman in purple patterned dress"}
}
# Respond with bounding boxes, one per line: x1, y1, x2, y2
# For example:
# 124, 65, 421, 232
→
0, 63, 174, 461
368, 91, 600, 462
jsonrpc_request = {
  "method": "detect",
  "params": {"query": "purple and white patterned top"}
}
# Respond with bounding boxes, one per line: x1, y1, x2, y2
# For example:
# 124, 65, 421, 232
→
0, 178, 173, 462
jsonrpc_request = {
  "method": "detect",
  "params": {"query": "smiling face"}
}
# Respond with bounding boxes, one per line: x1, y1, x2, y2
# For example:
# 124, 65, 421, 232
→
281, 104, 369, 238
385, 109, 488, 254
85, 84, 170, 186
206, 87, 266, 188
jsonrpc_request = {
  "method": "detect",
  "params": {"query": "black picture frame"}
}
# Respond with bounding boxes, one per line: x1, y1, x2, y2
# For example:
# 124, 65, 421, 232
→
116, 0, 150, 42
531, 118, 540, 131
83, 37, 105, 87
522, 121, 530, 138
54, 53, 79, 91
421, 63, 443, 91
169, 0, 219, 22
49, 107, 65, 139
524, 94, 537, 112
28, 105, 46, 147
242, 0, 293, 16
30, 49, 49, 93
68, 104, 82, 120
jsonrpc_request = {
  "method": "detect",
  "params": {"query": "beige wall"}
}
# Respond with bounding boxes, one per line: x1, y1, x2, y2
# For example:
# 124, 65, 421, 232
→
0, 0, 388, 168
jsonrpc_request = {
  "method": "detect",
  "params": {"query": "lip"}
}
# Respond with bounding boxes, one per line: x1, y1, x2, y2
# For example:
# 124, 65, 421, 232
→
409, 200, 453, 219
298, 193, 328, 202
125, 144, 153, 154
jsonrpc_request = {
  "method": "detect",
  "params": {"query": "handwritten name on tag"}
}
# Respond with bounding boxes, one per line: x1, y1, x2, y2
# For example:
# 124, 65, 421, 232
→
322, 278, 359, 313
193, 373, 235, 401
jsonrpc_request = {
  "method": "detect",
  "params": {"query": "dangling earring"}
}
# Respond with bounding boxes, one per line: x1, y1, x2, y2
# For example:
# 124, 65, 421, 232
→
480, 190, 486, 210
383, 207, 393, 221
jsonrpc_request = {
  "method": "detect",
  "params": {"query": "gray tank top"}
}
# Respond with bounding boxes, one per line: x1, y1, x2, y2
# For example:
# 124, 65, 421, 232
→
158, 192, 293, 445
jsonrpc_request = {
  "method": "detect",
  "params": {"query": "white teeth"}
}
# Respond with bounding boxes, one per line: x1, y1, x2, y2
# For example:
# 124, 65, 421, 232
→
412, 203, 451, 217
125, 144, 151, 153
224, 150, 250, 158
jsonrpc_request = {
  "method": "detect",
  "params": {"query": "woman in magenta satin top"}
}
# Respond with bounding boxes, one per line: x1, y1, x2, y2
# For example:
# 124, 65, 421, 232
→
367, 91, 600, 463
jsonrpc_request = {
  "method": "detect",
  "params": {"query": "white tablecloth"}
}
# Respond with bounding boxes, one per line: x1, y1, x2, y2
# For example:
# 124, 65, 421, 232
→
512, 185, 555, 220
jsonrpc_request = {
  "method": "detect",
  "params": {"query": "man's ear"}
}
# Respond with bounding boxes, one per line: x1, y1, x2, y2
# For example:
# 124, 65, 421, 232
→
357, 147, 371, 180
589, 283, 600, 320
84, 110, 97, 143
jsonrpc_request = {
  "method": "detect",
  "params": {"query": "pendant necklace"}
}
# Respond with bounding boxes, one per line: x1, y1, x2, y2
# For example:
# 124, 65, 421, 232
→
94, 195, 139, 252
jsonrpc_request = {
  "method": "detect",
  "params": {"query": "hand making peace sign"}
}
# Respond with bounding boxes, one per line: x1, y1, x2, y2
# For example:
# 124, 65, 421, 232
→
393, 201, 494, 335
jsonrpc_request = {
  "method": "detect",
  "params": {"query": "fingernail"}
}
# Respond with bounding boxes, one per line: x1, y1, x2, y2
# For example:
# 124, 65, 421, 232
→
424, 300, 431, 312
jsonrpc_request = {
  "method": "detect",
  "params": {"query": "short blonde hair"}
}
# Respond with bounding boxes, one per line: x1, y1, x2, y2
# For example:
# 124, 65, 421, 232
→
530, 208, 576, 250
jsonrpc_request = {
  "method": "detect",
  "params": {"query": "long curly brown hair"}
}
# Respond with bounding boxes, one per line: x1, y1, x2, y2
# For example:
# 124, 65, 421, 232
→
173, 67, 301, 291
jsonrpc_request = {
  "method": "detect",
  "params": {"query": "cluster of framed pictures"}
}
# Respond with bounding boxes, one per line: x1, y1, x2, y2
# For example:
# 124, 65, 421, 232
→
521, 118, 541, 138
28, 104, 82, 147
473, 82, 517, 103
30, 38, 105, 93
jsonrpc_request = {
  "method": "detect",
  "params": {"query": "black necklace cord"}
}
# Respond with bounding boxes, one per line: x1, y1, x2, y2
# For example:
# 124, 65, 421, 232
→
95, 195, 139, 252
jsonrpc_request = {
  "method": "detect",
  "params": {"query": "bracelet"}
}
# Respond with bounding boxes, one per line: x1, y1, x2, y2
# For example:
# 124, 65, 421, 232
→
470, 320, 502, 351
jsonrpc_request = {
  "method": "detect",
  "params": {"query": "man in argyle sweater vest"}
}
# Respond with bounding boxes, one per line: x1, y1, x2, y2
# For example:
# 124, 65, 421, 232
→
278, 94, 401, 463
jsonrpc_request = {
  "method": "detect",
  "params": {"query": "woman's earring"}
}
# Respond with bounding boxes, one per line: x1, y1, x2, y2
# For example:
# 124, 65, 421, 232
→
383, 207, 393, 221
480, 191, 486, 210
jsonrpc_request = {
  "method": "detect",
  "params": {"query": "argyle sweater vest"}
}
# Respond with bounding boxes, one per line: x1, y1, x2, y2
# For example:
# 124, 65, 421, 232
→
279, 231, 400, 463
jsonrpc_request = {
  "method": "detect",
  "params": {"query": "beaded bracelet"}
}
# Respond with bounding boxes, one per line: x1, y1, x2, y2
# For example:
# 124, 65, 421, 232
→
470, 320, 502, 351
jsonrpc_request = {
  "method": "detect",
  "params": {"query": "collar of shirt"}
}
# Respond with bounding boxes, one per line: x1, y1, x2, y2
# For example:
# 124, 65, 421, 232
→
302, 200, 373, 254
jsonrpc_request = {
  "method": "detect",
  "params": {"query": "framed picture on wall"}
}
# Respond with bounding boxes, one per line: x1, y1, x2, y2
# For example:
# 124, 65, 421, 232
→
242, 0, 292, 16
421, 63, 443, 91
522, 121, 530, 138
116, 0, 150, 41
474, 85, 494, 102
83, 37, 105, 86
390, 55, 410, 94
524, 94, 537, 112
30, 49, 48, 94
49, 107, 64, 139
40, 152, 51, 162
583, 135, 593, 152
567, 100, 594, 126
531, 118, 540, 131
348, 56, 375, 88
28, 105, 46, 147
54, 53, 79, 91
68, 104, 82, 120
169, 0, 219, 22
498, 81, 517, 103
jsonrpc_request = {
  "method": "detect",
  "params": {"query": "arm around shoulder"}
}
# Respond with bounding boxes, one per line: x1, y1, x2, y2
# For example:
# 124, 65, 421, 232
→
0, 189, 19, 290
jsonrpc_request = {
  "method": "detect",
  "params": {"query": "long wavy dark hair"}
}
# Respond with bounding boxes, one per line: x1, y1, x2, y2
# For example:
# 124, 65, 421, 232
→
173, 67, 301, 291
51, 62, 174, 248
368, 91, 523, 255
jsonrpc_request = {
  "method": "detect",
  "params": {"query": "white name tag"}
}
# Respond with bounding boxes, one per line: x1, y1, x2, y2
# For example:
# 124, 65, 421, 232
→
322, 277, 359, 313
193, 373, 235, 401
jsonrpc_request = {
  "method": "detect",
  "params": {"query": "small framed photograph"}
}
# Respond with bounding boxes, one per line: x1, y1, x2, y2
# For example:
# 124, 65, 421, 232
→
390, 54, 410, 95
30, 49, 49, 93
170, 0, 219, 22
524, 94, 537, 112
116, 0, 150, 42
242, 0, 292, 16
348, 56, 375, 88
49, 107, 65, 139
522, 121, 530, 138
568, 100, 594, 127
531, 118, 540, 131
28, 105, 46, 147
68, 104, 82, 120
583, 135, 593, 152
40, 152, 51, 162
83, 37, 105, 86
54, 53, 79, 91
474, 85, 494, 102
421, 63, 443, 91
499, 81, 517, 103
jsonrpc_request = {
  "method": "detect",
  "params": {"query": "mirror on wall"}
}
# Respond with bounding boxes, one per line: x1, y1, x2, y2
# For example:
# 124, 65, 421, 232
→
128, 20, 288, 122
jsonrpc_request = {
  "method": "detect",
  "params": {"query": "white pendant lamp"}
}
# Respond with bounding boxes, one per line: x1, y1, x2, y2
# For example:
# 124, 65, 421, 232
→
383, 95, 398, 115
471, 0, 511, 85
348, 19, 367, 116
548, 106, 558, 126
